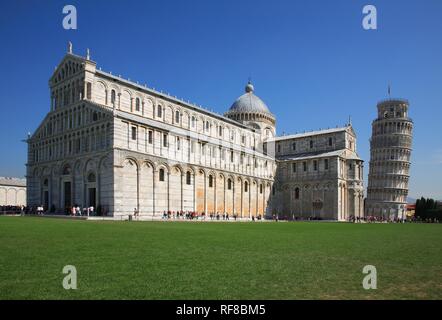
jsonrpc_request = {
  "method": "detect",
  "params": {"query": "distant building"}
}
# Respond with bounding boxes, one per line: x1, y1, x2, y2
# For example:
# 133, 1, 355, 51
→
266, 126, 365, 220
406, 203, 416, 218
0, 177, 26, 206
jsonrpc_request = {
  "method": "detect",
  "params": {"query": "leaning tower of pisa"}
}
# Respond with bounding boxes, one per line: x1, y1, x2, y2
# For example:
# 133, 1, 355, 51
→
365, 99, 413, 219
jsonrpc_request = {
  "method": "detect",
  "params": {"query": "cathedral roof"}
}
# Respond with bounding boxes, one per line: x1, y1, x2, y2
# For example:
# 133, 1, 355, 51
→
277, 149, 362, 161
96, 69, 253, 130
271, 126, 353, 141
225, 81, 274, 117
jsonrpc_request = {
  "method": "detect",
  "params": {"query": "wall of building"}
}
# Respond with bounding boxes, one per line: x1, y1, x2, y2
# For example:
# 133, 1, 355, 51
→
0, 183, 26, 206
26, 152, 113, 214
269, 127, 364, 220
112, 149, 272, 218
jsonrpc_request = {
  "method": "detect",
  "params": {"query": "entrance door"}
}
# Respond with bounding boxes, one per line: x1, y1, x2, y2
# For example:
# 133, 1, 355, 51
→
64, 181, 71, 208
88, 188, 96, 208
43, 190, 49, 211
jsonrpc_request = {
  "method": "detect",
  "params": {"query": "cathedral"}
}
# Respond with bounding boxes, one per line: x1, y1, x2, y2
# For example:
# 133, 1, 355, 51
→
26, 45, 364, 220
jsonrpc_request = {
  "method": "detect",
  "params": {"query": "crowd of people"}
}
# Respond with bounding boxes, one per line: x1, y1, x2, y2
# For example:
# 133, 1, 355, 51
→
349, 215, 404, 223
154, 210, 264, 222
2, 205, 439, 223
276, 215, 324, 221
0, 205, 26, 215
0, 205, 46, 215
350, 215, 439, 223
67, 205, 96, 217
404, 216, 440, 223
0, 205, 105, 217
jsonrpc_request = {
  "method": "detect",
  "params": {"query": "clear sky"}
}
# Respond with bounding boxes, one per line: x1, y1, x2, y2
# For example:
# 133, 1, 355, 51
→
0, 0, 441, 199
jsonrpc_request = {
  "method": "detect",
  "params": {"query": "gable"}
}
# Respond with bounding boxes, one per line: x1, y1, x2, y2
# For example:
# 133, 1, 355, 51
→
49, 54, 86, 86
30, 101, 114, 142
346, 125, 357, 138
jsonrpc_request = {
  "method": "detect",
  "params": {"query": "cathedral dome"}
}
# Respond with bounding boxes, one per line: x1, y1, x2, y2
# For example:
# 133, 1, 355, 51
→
226, 81, 273, 116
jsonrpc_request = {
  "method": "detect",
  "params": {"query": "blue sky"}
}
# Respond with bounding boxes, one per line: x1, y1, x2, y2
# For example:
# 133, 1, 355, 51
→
0, 0, 441, 199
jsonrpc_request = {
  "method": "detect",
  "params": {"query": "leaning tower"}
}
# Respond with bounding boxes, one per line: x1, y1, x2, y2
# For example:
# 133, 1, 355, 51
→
365, 99, 413, 219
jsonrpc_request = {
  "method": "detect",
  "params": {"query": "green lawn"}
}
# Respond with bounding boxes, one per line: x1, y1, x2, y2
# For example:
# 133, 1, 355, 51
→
0, 216, 441, 300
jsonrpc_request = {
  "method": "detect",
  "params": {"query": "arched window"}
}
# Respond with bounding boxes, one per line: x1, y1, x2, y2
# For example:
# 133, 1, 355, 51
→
295, 187, 300, 199
244, 181, 248, 192
227, 179, 232, 190
87, 172, 96, 183
292, 142, 296, 151
135, 98, 140, 111
62, 165, 71, 175
191, 116, 196, 128
310, 140, 314, 149
208, 175, 213, 188
175, 111, 180, 124
159, 168, 165, 181
186, 171, 191, 185
328, 137, 333, 146
111, 90, 116, 104
157, 105, 162, 118
86, 83, 92, 100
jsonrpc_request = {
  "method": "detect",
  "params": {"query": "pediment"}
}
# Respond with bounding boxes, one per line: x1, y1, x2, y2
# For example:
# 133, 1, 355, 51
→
30, 101, 114, 141
346, 125, 357, 138
49, 54, 86, 85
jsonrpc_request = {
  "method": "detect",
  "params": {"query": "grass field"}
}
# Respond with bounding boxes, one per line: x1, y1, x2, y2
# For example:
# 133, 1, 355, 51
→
0, 216, 441, 300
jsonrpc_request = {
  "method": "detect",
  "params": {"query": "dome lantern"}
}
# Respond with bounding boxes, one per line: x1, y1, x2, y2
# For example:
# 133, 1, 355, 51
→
224, 80, 276, 128
245, 81, 254, 93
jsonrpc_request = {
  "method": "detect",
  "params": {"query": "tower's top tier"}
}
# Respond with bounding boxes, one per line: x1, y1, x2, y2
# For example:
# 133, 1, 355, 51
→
376, 99, 409, 120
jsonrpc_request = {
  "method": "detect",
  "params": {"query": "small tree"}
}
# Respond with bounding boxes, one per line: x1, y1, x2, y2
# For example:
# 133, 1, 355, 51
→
416, 197, 426, 218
